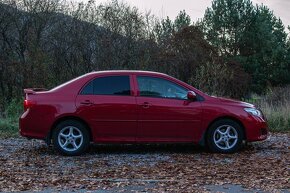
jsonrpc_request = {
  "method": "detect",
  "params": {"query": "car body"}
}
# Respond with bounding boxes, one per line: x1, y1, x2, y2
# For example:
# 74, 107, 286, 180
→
20, 70, 268, 155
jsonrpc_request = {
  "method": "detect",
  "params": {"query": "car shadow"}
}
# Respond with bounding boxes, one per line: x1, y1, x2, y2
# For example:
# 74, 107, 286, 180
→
29, 140, 264, 156
32, 143, 206, 156
87, 143, 206, 155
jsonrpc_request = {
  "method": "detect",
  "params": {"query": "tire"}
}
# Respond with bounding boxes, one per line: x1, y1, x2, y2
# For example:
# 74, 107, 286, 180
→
206, 119, 244, 153
52, 120, 90, 156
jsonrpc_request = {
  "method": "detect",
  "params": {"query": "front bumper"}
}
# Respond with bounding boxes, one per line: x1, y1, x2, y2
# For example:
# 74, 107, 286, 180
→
244, 116, 269, 142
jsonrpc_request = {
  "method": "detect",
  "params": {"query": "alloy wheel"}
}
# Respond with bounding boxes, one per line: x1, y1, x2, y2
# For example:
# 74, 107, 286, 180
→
57, 126, 83, 152
213, 125, 238, 150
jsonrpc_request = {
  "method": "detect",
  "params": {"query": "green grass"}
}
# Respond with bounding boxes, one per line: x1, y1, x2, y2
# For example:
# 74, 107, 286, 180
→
0, 117, 19, 138
0, 99, 22, 138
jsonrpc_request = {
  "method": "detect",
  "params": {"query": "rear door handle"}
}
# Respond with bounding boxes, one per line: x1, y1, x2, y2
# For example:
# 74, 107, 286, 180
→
140, 102, 151, 109
80, 100, 94, 105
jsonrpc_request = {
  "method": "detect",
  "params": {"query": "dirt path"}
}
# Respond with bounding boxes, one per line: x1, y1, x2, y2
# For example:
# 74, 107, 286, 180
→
0, 133, 289, 192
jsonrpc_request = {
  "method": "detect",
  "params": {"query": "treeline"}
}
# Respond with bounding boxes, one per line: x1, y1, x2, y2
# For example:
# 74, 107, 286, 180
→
0, 0, 289, 110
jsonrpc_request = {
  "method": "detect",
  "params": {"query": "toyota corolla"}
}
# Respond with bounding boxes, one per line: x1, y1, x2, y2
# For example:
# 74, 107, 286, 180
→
20, 71, 268, 155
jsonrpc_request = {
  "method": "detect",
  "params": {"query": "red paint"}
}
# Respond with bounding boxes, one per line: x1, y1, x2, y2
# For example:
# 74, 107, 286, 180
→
19, 71, 268, 144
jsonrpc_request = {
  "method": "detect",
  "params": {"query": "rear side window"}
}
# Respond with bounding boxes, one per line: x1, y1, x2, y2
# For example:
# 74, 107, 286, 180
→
81, 76, 131, 96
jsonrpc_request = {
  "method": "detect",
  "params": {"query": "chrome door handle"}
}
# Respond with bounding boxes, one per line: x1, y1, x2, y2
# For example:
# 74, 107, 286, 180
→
80, 100, 94, 105
140, 102, 151, 109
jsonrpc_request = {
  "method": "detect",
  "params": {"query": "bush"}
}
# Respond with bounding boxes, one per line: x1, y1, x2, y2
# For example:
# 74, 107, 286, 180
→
3, 99, 23, 118
191, 61, 250, 99
0, 98, 22, 137
0, 118, 18, 138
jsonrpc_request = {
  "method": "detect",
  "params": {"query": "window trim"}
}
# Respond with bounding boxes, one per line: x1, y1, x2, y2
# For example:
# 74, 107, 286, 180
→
136, 75, 189, 100
79, 75, 133, 96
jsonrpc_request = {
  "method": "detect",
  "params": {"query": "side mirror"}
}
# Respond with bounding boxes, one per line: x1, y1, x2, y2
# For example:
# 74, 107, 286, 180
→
187, 91, 197, 101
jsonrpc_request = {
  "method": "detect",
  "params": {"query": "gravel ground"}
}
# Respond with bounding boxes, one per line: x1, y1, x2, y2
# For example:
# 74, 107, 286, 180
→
0, 133, 289, 192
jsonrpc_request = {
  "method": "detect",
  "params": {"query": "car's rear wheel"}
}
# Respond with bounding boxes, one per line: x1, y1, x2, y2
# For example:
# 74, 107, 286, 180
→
207, 119, 244, 153
52, 120, 90, 156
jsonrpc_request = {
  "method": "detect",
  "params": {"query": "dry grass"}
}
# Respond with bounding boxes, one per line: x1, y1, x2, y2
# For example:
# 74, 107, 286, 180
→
260, 102, 290, 132
253, 86, 290, 132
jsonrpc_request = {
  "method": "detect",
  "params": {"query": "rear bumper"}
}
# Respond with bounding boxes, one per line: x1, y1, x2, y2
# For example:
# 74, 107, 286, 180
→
19, 110, 48, 140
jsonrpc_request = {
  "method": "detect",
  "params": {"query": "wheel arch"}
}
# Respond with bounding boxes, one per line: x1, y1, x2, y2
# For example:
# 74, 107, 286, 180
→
46, 116, 93, 145
199, 116, 246, 146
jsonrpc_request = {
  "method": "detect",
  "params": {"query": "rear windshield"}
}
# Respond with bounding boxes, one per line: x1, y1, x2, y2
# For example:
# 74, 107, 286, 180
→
50, 73, 91, 91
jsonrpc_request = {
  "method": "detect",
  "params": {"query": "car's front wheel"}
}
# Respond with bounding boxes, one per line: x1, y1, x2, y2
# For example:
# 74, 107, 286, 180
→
207, 119, 244, 153
52, 120, 90, 156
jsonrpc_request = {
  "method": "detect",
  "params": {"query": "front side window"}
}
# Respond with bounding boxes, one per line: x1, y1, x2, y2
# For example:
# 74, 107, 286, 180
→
137, 76, 188, 99
81, 76, 131, 96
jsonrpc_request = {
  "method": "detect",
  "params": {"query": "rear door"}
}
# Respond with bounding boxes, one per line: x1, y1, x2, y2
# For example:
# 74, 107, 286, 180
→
75, 75, 137, 142
135, 75, 203, 142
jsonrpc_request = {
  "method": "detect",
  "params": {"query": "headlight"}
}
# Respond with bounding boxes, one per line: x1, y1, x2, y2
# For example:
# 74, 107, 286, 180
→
244, 108, 262, 118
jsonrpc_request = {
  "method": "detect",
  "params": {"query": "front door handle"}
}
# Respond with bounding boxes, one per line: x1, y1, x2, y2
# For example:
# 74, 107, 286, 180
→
80, 100, 94, 105
140, 102, 151, 109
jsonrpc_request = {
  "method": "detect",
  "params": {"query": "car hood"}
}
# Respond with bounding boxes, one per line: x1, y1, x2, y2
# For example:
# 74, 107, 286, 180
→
209, 96, 255, 108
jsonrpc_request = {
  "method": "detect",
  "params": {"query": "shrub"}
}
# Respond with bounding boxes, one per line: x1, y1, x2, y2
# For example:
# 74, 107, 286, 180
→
191, 61, 250, 99
0, 98, 22, 137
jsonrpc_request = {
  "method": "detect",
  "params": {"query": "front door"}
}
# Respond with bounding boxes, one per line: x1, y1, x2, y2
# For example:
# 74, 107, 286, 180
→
136, 76, 203, 142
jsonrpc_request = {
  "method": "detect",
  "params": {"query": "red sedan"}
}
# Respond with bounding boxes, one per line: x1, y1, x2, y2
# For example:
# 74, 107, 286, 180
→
20, 71, 268, 155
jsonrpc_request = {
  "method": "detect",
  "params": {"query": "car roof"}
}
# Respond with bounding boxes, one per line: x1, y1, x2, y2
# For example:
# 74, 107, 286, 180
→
50, 70, 206, 97
87, 70, 169, 76
51, 70, 171, 92
84, 70, 206, 98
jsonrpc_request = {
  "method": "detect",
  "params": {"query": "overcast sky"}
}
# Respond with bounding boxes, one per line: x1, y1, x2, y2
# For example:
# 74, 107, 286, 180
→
82, 0, 290, 28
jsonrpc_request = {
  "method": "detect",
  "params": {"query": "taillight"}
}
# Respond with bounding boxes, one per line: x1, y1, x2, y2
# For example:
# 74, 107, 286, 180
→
24, 99, 35, 111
